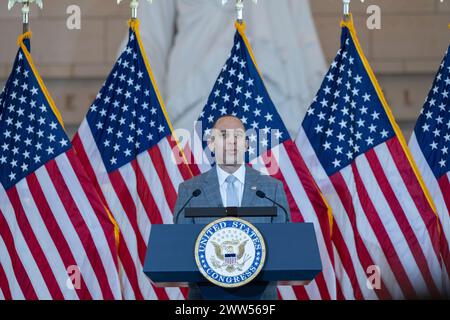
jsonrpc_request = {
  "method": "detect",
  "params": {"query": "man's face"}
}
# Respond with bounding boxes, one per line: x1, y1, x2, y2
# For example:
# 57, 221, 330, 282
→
208, 117, 247, 166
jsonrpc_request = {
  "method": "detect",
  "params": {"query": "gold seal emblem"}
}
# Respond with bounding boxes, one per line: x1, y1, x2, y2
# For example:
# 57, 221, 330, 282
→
194, 217, 266, 288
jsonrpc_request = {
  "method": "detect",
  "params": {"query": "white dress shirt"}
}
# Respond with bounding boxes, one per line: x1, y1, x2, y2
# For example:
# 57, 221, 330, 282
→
216, 165, 246, 207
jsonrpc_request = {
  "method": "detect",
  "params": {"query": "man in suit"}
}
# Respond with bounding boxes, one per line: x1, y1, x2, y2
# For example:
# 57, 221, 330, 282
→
173, 115, 290, 300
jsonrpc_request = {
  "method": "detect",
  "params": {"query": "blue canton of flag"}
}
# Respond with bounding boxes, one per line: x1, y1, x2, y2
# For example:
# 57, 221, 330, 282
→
85, 27, 171, 172
0, 39, 70, 190
195, 23, 290, 163
413, 47, 450, 178
302, 27, 395, 176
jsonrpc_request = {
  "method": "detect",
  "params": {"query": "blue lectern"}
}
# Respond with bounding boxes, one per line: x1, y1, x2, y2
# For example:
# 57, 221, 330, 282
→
143, 222, 322, 300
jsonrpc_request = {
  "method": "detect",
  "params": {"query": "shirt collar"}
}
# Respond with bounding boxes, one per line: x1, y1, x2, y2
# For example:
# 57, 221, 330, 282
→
216, 164, 246, 186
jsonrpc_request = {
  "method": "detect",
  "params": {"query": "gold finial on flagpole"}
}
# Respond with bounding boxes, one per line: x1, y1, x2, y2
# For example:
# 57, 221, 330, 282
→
343, 0, 351, 22
117, 0, 153, 20
222, 0, 257, 25
8, 0, 43, 33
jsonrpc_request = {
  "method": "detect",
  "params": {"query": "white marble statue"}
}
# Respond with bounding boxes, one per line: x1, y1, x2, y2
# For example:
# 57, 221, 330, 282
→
135, 0, 327, 136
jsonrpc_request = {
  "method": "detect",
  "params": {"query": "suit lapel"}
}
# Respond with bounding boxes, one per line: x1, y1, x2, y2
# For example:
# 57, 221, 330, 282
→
202, 167, 224, 207
241, 166, 259, 207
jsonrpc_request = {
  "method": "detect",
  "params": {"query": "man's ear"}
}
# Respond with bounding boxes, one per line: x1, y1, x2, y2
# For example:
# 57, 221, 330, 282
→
245, 138, 249, 152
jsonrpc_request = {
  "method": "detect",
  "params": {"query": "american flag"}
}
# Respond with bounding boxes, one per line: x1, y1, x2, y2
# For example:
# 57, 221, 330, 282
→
72, 20, 192, 300
296, 18, 444, 299
409, 46, 450, 295
184, 22, 336, 300
0, 34, 121, 299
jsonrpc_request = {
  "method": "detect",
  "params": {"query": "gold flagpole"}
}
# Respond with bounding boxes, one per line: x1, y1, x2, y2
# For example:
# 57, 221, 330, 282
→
222, 0, 258, 25
343, 0, 351, 22
117, 0, 153, 20
8, 0, 43, 34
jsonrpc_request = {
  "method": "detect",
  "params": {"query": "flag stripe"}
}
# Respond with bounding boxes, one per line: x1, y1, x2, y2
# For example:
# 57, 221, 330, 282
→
165, 135, 193, 181
330, 171, 391, 299
117, 236, 146, 300
248, 157, 314, 300
436, 175, 450, 277
147, 146, 177, 211
108, 169, 149, 265
296, 128, 366, 299
343, 162, 406, 298
281, 141, 335, 267
33, 166, 109, 300
0, 236, 17, 300
72, 131, 148, 300
277, 286, 298, 300
263, 146, 334, 300
7, 186, 64, 299
120, 161, 181, 300
0, 192, 47, 300
253, 149, 332, 300
117, 260, 135, 299
332, 226, 364, 299
386, 138, 441, 257
25, 173, 92, 300
351, 160, 418, 299
15, 178, 82, 300
74, 125, 155, 299
332, 244, 355, 300
72, 133, 111, 217
65, 149, 119, 266
52, 154, 122, 299
45, 160, 113, 299
366, 147, 441, 297
131, 160, 164, 225
117, 162, 173, 300
409, 135, 450, 281
136, 151, 175, 224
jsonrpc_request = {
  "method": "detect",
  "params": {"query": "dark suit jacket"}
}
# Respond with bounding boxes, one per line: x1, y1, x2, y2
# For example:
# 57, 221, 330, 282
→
173, 165, 291, 300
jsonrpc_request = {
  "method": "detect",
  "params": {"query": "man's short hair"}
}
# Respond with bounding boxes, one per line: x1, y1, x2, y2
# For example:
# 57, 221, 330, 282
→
211, 114, 246, 131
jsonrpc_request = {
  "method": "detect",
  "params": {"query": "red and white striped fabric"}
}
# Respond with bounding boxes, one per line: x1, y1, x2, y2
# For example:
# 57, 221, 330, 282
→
73, 20, 192, 300
410, 135, 450, 295
184, 21, 337, 300
296, 17, 444, 299
73, 127, 191, 300
0, 150, 122, 300
0, 33, 121, 300
408, 45, 450, 295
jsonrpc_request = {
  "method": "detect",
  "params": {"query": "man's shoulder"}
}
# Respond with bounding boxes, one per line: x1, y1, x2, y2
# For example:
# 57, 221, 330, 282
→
179, 169, 211, 189
179, 165, 283, 189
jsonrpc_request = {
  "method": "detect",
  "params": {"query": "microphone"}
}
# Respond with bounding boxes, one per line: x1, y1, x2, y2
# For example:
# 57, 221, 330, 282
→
255, 190, 289, 222
174, 189, 201, 223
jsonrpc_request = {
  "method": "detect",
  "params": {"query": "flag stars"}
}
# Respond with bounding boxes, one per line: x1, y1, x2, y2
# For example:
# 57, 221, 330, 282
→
433, 128, 440, 137
46, 146, 54, 155
255, 96, 263, 104
332, 158, 341, 168
60, 139, 68, 147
